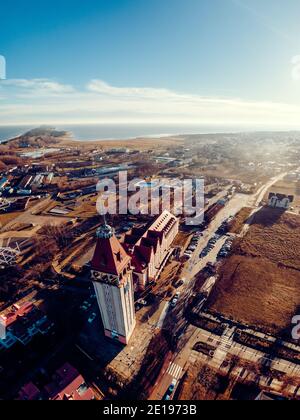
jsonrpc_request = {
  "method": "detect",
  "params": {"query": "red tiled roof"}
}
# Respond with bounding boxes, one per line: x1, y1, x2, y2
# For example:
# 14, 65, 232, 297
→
0, 301, 34, 327
120, 211, 177, 274
140, 236, 160, 252
131, 246, 153, 273
45, 363, 95, 401
91, 212, 177, 278
18, 382, 41, 400
91, 235, 131, 275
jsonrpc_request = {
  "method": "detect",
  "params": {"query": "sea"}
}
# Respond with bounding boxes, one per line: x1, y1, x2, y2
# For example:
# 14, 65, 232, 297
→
0, 123, 282, 144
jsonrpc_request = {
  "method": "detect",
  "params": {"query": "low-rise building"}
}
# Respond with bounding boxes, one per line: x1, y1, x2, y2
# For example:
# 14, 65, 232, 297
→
268, 193, 294, 210
0, 296, 54, 351
18, 363, 95, 400
45, 363, 95, 400
18, 382, 42, 400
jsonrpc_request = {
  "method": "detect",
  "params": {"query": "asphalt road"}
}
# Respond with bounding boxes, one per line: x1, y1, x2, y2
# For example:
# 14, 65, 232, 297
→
149, 173, 287, 400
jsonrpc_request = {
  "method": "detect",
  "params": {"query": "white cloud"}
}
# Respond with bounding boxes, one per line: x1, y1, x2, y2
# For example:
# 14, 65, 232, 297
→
87, 79, 179, 99
1, 77, 300, 128
0, 78, 74, 96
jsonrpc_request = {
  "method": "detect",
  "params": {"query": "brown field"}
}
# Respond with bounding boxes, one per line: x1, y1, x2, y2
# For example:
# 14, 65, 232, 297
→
178, 361, 224, 400
190, 164, 269, 185
229, 207, 253, 234
60, 136, 184, 150
238, 207, 300, 271
207, 208, 300, 334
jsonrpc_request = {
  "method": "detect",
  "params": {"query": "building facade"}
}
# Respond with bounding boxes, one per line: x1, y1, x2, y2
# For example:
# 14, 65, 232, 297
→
90, 211, 179, 345
90, 223, 136, 345
268, 193, 294, 210
0, 296, 54, 350
123, 210, 179, 289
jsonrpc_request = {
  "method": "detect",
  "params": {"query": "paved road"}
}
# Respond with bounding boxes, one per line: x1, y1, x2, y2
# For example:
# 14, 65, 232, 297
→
149, 173, 287, 400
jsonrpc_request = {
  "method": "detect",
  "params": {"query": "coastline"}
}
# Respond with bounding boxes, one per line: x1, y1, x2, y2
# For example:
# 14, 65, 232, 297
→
2, 123, 300, 149
0, 122, 270, 144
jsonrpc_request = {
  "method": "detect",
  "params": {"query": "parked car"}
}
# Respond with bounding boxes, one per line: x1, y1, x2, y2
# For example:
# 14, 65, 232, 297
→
137, 299, 147, 306
88, 313, 97, 323
174, 278, 185, 288
171, 293, 180, 307
168, 379, 177, 394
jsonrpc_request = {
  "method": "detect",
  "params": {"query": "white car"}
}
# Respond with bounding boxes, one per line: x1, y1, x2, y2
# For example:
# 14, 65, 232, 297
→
171, 293, 180, 307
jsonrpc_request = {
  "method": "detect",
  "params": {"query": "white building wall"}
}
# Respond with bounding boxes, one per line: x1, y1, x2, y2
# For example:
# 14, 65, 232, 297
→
269, 196, 291, 209
92, 271, 136, 344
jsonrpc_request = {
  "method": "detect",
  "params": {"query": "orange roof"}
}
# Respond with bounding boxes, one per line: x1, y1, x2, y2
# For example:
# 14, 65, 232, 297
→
45, 363, 95, 401
91, 229, 131, 276
0, 301, 34, 327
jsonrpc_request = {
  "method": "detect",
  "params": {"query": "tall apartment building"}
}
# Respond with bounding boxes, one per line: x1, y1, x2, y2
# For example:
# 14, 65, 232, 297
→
90, 210, 179, 345
90, 223, 136, 345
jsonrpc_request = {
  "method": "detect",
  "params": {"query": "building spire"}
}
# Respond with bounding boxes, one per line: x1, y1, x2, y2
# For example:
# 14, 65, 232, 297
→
96, 214, 114, 239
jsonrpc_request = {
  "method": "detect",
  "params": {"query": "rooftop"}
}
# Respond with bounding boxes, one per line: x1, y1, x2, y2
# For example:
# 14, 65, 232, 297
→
18, 363, 95, 401
91, 223, 131, 276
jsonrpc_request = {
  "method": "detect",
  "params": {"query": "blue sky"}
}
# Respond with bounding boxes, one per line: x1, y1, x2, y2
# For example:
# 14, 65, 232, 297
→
1, 0, 300, 126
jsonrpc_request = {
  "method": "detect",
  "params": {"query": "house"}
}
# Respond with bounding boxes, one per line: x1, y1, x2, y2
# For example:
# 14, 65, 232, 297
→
18, 382, 42, 400
0, 296, 54, 350
268, 192, 294, 210
45, 363, 95, 400
18, 363, 95, 400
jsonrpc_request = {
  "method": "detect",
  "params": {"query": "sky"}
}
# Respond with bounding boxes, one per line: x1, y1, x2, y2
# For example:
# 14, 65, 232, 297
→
1, 0, 300, 127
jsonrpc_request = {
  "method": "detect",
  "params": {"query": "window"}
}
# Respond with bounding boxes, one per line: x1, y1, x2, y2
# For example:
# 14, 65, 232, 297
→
111, 330, 119, 340
124, 282, 130, 294
77, 383, 88, 396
